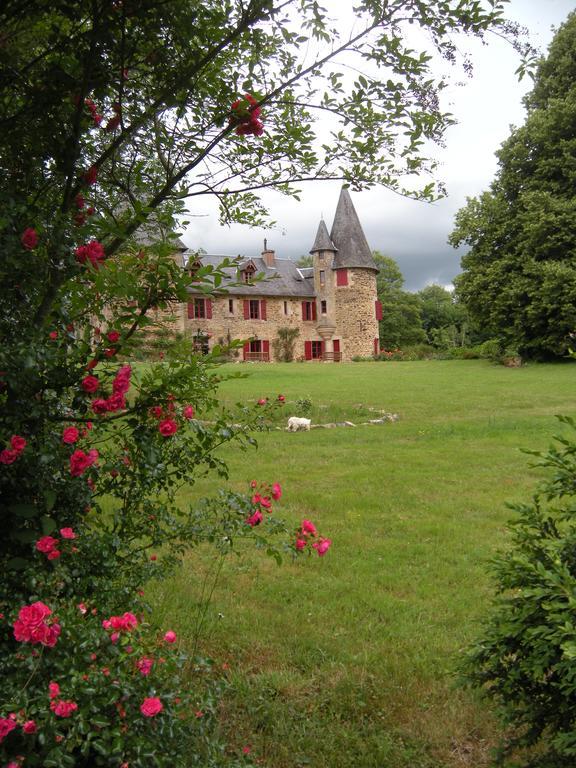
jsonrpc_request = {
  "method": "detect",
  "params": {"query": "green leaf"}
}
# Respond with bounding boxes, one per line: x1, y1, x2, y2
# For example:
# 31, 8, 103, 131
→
9, 503, 39, 518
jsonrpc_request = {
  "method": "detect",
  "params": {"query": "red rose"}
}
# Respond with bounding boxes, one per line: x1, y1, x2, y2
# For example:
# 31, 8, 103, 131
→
0, 717, 17, 743
271, 482, 282, 500
164, 630, 177, 643
49, 682, 60, 699
13, 602, 60, 647
140, 697, 163, 717
10, 435, 26, 452
62, 426, 79, 444
105, 392, 125, 412
91, 398, 108, 415
0, 449, 18, 464
60, 528, 76, 539
137, 657, 153, 676
149, 406, 163, 419
277, 394, 285, 402
35, 536, 58, 554
107, 330, 120, 343
104, 348, 116, 358
158, 419, 178, 437
301, 519, 317, 537
69, 448, 98, 476
183, 405, 195, 419
81, 375, 99, 393
75, 240, 105, 269
22, 720, 37, 734
247, 510, 263, 527
21, 228, 38, 250
52, 700, 78, 718
75, 194, 85, 209
49, 331, 58, 340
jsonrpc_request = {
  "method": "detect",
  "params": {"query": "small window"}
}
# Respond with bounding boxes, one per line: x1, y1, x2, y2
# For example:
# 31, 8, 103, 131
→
249, 300, 260, 319
302, 301, 316, 321
194, 298, 206, 319
228, 299, 234, 314
242, 265, 256, 284
321, 300, 327, 314
249, 340, 262, 354
283, 301, 288, 315
319, 270, 325, 286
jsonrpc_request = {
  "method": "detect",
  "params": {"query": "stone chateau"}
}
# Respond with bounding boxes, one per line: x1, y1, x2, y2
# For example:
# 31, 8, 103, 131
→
169, 187, 381, 362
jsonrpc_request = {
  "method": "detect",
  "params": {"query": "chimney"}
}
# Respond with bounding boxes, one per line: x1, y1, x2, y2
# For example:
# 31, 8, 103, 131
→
261, 238, 275, 267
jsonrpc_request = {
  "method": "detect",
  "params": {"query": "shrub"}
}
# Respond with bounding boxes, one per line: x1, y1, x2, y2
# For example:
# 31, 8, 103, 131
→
462, 416, 576, 765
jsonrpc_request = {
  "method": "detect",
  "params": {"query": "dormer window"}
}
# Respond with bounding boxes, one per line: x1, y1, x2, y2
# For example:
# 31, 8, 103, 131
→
241, 264, 256, 284
188, 258, 202, 280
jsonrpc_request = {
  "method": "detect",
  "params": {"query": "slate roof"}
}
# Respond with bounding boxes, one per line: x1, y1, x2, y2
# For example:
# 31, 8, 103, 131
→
185, 254, 315, 298
329, 187, 378, 272
309, 219, 337, 254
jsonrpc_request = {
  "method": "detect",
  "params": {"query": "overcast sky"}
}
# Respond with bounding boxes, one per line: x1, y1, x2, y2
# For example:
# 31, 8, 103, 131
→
181, 0, 575, 292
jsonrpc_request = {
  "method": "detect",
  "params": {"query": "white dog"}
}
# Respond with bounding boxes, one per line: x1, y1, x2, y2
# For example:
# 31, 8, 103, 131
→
287, 416, 311, 432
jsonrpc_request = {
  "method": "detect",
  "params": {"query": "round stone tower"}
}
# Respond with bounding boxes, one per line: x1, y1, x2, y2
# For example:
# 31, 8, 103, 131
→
310, 187, 379, 361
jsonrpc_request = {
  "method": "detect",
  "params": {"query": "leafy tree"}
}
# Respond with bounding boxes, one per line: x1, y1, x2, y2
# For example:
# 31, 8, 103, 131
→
373, 251, 426, 348
0, 1, 525, 765
417, 284, 476, 347
295, 254, 313, 267
450, 11, 576, 360
463, 417, 576, 766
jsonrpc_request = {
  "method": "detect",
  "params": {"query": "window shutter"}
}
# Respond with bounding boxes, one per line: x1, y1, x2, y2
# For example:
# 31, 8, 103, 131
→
320, 340, 324, 356
374, 338, 379, 356
261, 299, 267, 320
336, 269, 348, 286
301, 301, 307, 320
243, 300, 250, 320
263, 340, 269, 360
375, 300, 382, 321
243, 342, 250, 361
187, 302, 194, 319
304, 341, 312, 360
206, 299, 213, 319
312, 302, 317, 321
333, 339, 340, 354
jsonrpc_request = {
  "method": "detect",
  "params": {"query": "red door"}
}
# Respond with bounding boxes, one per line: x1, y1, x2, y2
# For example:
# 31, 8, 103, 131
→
333, 339, 340, 361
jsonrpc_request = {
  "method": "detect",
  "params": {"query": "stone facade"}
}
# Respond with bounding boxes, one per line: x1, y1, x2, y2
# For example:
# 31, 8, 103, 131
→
170, 187, 380, 362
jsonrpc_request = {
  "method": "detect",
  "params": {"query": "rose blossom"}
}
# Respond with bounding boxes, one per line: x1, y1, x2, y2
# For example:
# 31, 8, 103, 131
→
164, 630, 177, 644
277, 394, 286, 402
183, 405, 195, 419
21, 228, 38, 250
140, 697, 163, 717
13, 602, 60, 647
158, 419, 178, 437
69, 448, 98, 476
0, 449, 18, 464
52, 700, 78, 718
104, 612, 138, 633
312, 538, 332, 556
60, 527, 76, 539
10, 435, 26, 452
301, 519, 317, 537
49, 682, 60, 699
47, 549, 61, 560
295, 538, 307, 551
91, 398, 108, 415
83, 165, 98, 185
247, 510, 263, 527
112, 365, 131, 394
107, 330, 120, 343
81, 375, 99, 393
105, 392, 126, 412
137, 657, 154, 676
75, 240, 105, 269
22, 720, 37, 734
62, 426, 79, 444
35, 536, 58, 554
271, 482, 282, 500
0, 717, 17, 743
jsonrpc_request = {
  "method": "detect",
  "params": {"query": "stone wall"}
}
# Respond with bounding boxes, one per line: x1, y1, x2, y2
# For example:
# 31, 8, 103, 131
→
333, 268, 379, 360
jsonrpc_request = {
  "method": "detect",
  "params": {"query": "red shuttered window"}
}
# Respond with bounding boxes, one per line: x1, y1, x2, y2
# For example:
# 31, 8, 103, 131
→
375, 300, 382, 321
302, 301, 316, 321
260, 299, 267, 320
304, 341, 312, 360
336, 269, 348, 286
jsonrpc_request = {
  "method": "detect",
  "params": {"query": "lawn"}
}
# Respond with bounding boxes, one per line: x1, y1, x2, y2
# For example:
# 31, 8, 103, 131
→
149, 360, 576, 768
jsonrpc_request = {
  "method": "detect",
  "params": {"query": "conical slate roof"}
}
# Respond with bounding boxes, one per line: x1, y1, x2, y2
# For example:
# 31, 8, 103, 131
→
309, 218, 337, 254
329, 187, 378, 272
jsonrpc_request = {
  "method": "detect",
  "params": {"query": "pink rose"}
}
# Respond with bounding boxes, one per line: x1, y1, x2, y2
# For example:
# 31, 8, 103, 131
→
247, 510, 263, 527
0, 449, 19, 464
277, 394, 285, 402
35, 536, 58, 554
105, 392, 126, 412
75, 240, 105, 269
164, 630, 177, 644
260, 496, 271, 509
77, 603, 87, 614
295, 538, 307, 551
312, 538, 332, 556
271, 482, 282, 500
105, 612, 138, 633
257, 398, 267, 406
107, 330, 120, 343
112, 365, 131, 394
21, 228, 38, 250
137, 657, 154, 676
62, 426, 79, 444
60, 528, 76, 539
158, 419, 178, 437
13, 602, 60, 647
47, 549, 61, 561
81, 375, 99, 393
52, 700, 78, 718
0, 716, 17, 743
23, 719, 37, 734
49, 331, 58, 340
92, 398, 108, 415
10, 435, 26, 452
69, 448, 98, 476
301, 519, 317, 537
183, 405, 195, 419
140, 697, 163, 717
49, 681, 60, 699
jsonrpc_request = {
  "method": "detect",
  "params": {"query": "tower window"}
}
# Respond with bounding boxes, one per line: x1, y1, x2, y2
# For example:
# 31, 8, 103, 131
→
321, 300, 327, 314
319, 270, 325, 286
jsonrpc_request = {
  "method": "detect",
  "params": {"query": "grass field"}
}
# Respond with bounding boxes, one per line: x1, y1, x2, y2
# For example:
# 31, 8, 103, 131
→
149, 360, 576, 768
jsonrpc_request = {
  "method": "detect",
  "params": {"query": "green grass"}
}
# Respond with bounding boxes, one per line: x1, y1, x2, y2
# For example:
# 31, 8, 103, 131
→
149, 360, 576, 768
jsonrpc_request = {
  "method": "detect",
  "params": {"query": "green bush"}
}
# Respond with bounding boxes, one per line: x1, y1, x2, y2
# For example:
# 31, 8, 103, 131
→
463, 416, 576, 765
